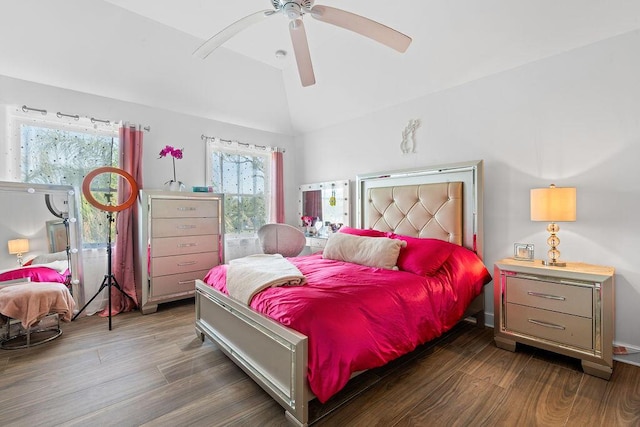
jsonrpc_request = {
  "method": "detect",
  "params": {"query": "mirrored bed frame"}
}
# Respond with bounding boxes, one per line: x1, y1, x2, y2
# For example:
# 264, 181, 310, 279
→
0, 181, 83, 303
195, 160, 485, 426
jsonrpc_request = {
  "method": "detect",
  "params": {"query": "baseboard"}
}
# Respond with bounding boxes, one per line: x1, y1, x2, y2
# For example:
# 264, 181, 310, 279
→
612, 342, 640, 367
484, 312, 494, 328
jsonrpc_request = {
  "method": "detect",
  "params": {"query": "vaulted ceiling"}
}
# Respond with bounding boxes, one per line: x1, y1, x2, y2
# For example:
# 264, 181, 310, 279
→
2, 1, 639, 135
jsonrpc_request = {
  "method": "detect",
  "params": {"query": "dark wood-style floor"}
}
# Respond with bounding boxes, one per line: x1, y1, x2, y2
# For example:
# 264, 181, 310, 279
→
1, 299, 639, 426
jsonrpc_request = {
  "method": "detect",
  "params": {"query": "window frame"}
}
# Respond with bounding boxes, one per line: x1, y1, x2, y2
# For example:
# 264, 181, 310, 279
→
6, 107, 120, 248
205, 139, 272, 238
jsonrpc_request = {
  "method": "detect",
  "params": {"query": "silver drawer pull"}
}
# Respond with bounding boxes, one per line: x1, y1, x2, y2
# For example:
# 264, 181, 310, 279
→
177, 207, 197, 211
178, 243, 197, 248
178, 280, 194, 285
177, 261, 197, 266
527, 291, 565, 301
177, 225, 197, 229
528, 319, 566, 330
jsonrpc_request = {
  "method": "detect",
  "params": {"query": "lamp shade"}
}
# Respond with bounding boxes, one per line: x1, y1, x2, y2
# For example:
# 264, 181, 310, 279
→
530, 185, 576, 222
8, 238, 29, 254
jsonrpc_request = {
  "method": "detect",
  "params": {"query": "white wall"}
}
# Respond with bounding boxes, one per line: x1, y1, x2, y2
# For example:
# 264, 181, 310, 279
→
296, 30, 640, 352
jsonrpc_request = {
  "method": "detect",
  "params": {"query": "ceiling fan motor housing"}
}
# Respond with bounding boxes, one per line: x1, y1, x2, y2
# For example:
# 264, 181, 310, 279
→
272, 0, 314, 18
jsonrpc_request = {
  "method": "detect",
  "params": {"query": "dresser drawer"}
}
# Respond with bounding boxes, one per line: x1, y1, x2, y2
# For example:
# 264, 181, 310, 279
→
151, 199, 219, 219
151, 252, 218, 277
149, 269, 211, 299
306, 237, 327, 250
152, 218, 220, 238
506, 276, 592, 318
505, 303, 593, 350
151, 235, 219, 257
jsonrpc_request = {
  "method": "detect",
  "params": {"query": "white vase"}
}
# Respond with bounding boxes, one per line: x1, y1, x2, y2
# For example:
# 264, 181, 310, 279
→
167, 180, 184, 191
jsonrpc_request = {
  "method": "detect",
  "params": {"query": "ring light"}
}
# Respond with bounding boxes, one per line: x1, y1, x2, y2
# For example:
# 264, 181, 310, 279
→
82, 166, 138, 212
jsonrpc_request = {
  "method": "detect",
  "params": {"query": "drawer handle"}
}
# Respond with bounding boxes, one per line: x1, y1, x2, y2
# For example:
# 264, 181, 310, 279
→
177, 207, 197, 211
178, 243, 197, 248
178, 279, 194, 285
528, 319, 566, 330
177, 261, 197, 266
527, 291, 565, 301
177, 225, 197, 229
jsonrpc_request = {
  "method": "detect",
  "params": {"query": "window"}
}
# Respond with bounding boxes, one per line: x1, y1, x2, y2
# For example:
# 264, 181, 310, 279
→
206, 139, 271, 259
8, 109, 119, 247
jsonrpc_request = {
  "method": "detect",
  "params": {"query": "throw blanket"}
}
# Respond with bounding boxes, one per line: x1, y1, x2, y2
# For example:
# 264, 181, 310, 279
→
0, 282, 76, 328
226, 254, 306, 305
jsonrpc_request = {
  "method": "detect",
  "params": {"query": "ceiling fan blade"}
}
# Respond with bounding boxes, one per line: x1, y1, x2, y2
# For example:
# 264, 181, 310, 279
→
194, 10, 275, 59
289, 19, 316, 87
310, 5, 412, 53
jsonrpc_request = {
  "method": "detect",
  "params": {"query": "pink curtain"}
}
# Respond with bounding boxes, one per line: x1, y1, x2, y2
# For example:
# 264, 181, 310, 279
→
99, 124, 143, 316
270, 149, 285, 223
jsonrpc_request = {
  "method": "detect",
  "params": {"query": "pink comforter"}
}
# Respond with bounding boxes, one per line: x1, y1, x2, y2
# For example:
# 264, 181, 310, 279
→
204, 246, 490, 402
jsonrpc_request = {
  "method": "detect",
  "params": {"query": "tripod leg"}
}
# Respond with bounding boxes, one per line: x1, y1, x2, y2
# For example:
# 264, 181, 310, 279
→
109, 275, 133, 299
72, 275, 110, 321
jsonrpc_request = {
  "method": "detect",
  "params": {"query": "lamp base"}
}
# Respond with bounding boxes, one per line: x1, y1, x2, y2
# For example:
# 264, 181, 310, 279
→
542, 260, 567, 267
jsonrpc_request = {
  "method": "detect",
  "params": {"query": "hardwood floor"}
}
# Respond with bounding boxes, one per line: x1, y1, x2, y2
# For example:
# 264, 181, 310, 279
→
1, 299, 639, 426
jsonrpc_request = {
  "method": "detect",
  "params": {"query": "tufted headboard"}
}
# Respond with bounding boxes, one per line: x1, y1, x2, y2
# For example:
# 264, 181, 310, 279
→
357, 160, 484, 259
367, 182, 463, 244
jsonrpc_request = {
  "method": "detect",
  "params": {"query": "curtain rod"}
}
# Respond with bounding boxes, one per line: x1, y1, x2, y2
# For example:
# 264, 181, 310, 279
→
201, 134, 284, 153
21, 105, 151, 131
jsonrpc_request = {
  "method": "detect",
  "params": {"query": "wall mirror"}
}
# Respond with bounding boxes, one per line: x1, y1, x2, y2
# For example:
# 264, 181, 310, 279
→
298, 180, 350, 236
0, 181, 83, 302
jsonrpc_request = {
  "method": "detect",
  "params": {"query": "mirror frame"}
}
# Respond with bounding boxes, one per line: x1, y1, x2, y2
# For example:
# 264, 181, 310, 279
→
0, 181, 84, 303
298, 179, 350, 234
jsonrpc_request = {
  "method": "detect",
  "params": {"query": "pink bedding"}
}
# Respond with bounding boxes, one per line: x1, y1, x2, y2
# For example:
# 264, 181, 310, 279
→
203, 245, 491, 403
0, 266, 68, 284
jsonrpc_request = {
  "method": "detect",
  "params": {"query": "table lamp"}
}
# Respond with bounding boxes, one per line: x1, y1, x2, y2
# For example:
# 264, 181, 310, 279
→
530, 184, 576, 267
8, 238, 30, 267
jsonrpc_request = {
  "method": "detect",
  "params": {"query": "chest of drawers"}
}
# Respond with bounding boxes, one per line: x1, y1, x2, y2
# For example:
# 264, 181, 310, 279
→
494, 258, 614, 379
135, 191, 224, 314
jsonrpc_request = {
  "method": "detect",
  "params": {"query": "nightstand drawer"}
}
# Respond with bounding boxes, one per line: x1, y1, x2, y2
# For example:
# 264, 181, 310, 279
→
506, 276, 592, 318
506, 303, 593, 350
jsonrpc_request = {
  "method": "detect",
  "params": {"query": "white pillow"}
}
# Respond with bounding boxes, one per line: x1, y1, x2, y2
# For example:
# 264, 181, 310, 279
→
322, 232, 406, 270
31, 251, 68, 265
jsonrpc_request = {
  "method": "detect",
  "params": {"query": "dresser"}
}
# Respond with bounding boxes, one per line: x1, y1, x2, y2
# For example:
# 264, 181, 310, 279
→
135, 190, 223, 314
494, 258, 614, 379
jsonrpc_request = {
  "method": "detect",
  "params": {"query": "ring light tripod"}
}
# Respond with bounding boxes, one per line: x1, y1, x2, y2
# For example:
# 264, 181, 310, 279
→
72, 167, 138, 330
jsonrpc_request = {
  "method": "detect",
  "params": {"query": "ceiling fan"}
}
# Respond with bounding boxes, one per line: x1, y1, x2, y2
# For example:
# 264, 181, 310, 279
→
193, 0, 412, 87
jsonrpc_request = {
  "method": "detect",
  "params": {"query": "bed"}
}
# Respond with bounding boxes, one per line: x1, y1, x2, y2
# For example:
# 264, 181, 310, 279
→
195, 160, 488, 426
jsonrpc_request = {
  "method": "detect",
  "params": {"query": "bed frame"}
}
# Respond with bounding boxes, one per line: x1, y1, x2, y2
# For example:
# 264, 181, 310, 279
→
195, 160, 485, 426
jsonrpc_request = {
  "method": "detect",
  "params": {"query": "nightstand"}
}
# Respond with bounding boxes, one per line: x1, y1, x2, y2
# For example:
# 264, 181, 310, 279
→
494, 258, 615, 379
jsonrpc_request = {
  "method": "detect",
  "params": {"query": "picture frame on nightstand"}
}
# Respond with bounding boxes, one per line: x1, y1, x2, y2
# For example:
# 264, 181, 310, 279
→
513, 243, 534, 261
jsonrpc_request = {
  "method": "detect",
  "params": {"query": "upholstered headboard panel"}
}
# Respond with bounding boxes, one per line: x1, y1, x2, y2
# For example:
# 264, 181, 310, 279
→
366, 182, 463, 244
357, 161, 483, 258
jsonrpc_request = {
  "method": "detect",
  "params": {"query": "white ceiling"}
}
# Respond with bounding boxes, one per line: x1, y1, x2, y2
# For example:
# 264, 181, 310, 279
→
2, 1, 640, 135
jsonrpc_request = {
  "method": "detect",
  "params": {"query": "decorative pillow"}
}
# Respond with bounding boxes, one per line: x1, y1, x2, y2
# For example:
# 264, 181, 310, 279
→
338, 226, 387, 238
31, 251, 68, 265
390, 234, 458, 276
323, 232, 406, 270
0, 266, 67, 284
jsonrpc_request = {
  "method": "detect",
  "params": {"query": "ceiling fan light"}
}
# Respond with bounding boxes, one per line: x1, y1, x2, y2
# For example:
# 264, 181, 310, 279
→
283, 2, 302, 19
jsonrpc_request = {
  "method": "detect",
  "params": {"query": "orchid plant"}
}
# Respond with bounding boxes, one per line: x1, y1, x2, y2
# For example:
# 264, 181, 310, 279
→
158, 145, 183, 184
